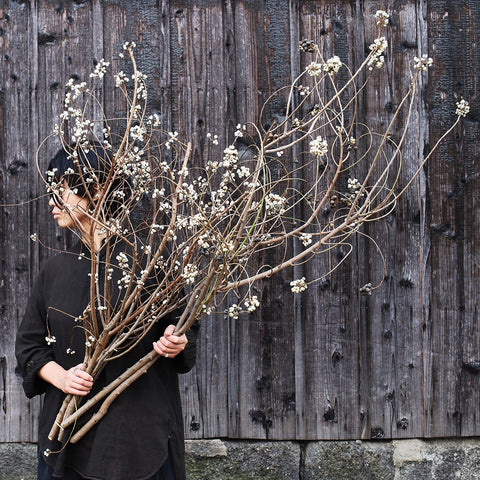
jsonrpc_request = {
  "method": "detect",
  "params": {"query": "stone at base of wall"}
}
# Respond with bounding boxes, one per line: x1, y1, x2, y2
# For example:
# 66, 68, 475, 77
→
2, 438, 480, 480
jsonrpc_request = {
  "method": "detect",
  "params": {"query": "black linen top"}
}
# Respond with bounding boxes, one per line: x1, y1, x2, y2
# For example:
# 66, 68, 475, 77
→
15, 242, 198, 480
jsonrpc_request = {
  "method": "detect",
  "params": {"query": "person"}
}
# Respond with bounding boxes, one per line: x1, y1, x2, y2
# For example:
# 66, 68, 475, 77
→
15, 143, 198, 480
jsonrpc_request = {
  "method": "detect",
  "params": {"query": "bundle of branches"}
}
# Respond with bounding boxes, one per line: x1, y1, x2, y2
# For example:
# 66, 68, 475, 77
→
36, 11, 468, 445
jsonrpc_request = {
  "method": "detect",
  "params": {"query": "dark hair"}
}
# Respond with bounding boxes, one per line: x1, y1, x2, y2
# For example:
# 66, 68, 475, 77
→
47, 142, 130, 219
48, 142, 111, 196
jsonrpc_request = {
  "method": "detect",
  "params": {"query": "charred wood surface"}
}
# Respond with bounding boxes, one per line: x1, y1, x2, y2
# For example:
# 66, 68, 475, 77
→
0, 0, 479, 441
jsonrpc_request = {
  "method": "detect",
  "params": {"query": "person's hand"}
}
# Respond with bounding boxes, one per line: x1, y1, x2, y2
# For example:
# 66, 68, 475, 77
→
153, 324, 188, 359
38, 361, 93, 396
62, 364, 93, 396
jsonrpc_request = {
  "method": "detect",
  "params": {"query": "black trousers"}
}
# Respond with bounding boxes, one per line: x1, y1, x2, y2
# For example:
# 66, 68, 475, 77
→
37, 451, 175, 480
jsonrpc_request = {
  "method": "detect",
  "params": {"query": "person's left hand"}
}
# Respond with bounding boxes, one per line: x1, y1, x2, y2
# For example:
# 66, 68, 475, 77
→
153, 324, 188, 359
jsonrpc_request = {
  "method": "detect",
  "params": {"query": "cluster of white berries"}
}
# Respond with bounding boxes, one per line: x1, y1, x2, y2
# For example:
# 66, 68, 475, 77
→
165, 131, 179, 149
298, 85, 310, 96
456, 99, 470, 117
90, 58, 110, 79
359, 282, 373, 295
117, 272, 131, 290
227, 304, 242, 319
114, 70, 129, 87
130, 124, 147, 142
414, 54, 433, 71
305, 57, 342, 77
299, 233, 313, 247
323, 56, 342, 75
222, 145, 239, 167
309, 136, 329, 156
234, 124, 246, 138
375, 10, 390, 27
265, 193, 287, 216
116, 252, 129, 269
236, 166, 251, 179
119, 41, 136, 57
181, 264, 199, 284
206, 132, 219, 145
244, 296, 260, 312
347, 178, 363, 195
368, 37, 388, 70
290, 277, 307, 293
306, 61, 323, 76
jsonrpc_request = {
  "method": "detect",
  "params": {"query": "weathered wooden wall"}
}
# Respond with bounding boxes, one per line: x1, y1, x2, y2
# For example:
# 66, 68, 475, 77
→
0, 0, 479, 443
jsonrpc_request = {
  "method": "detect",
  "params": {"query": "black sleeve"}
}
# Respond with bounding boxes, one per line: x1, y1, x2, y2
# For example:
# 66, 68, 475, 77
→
15, 271, 54, 398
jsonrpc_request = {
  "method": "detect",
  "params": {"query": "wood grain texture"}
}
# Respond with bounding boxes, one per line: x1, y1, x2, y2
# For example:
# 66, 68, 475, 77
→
426, 0, 480, 438
0, 0, 478, 442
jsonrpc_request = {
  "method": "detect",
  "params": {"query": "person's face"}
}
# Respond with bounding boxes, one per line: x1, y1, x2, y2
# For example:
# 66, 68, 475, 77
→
48, 181, 91, 230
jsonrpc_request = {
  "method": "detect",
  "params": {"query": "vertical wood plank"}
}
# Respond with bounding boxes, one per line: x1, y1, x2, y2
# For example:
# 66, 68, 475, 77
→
0, 0, 41, 443
168, 1, 231, 438
426, 0, 480, 437
227, 0, 298, 440
360, 0, 431, 440
297, 0, 364, 441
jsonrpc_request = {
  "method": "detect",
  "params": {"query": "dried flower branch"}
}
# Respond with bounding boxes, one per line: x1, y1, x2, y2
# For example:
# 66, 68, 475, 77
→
37, 11, 467, 446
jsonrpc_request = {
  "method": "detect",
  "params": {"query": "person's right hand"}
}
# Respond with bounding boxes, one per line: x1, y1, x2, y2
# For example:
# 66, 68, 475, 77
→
39, 361, 93, 396
62, 364, 93, 395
